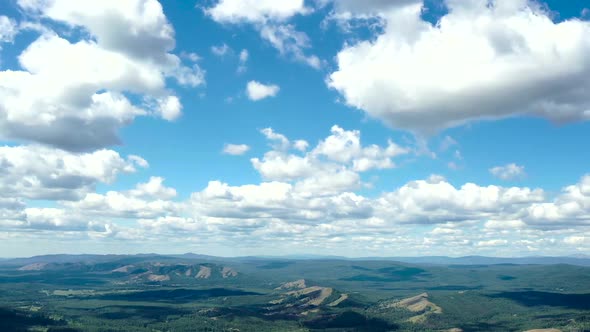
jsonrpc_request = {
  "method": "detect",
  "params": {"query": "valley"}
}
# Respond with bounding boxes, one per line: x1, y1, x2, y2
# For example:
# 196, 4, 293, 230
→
0, 254, 589, 331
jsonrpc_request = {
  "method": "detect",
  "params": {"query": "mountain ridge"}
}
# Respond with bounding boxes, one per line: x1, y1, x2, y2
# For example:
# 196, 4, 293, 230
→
2, 253, 590, 266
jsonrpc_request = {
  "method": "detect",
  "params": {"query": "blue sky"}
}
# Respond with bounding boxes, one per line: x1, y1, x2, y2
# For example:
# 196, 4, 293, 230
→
0, 0, 589, 257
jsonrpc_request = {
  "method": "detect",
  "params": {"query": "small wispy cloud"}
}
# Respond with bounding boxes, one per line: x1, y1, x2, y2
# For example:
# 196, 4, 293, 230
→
223, 143, 250, 155
490, 163, 526, 181
237, 49, 249, 73
211, 43, 231, 56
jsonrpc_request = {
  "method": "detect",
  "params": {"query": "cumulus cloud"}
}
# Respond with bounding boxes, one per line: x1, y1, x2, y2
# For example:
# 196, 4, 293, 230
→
0, 0, 203, 151
328, 0, 590, 133
189, 180, 372, 224
0, 145, 147, 201
129, 177, 177, 200
3, 168, 590, 255
490, 163, 526, 181
63, 190, 178, 220
223, 143, 251, 155
313, 125, 408, 171
246, 80, 280, 101
0, 177, 177, 234
375, 175, 545, 224
23, 207, 95, 231
260, 128, 291, 150
524, 175, 590, 227
0, 107, 587, 255
252, 125, 408, 184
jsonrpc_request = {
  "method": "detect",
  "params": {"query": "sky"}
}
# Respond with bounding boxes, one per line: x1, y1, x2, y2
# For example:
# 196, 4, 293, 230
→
0, 0, 589, 257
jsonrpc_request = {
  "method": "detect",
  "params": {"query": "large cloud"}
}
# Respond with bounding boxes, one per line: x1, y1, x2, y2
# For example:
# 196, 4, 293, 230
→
375, 175, 545, 224
0, 0, 203, 151
3, 171, 589, 255
0, 145, 147, 201
188, 180, 372, 224
6, 171, 586, 255
1, 123, 588, 255
62, 176, 179, 219
328, 0, 590, 132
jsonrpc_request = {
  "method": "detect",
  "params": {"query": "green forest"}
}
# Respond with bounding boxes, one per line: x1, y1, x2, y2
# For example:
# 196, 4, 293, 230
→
1, 255, 589, 331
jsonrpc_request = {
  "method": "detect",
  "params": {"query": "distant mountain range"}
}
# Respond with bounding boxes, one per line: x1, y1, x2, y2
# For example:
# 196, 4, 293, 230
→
2, 253, 590, 267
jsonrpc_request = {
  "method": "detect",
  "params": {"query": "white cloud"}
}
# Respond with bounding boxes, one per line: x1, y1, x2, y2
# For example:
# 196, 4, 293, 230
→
375, 176, 545, 224
484, 219, 526, 230
448, 162, 460, 170
294, 169, 361, 196
237, 49, 249, 73
477, 239, 508, 247
239, 49, 249, 62
564, 236, 587, 246
312, 126, 364, 163
189, 180, 371, 224
211, 43, 231, 56
169, 62, 206, 88
293, 140, 309, 152
252, 152, 317, 181
260, 128, 290, 150
18, 0, 174, 60
3, 167, 590, 255
129, 177, 177, 200
24, 207, 86, 230
439, 135, 458, 152
128, 155, 150, 168
0, 16, 18, 43
205, 1, 320, 68
524, 175, 590, 227
321, 0, 419, 24
0, 145, 147, 201
155, 95, 183, 121
0, 0, 203, 151
246, 80, 280, 101
223, 144, 251, 155
259, 24, 321, 69
328, 0, 590, 133
0, 176, 177, 233
180, 51, 201, 62
64, 190, 178, 220
490, 163, 526, 181
0, 81, 586, 259
252, 125, 409, 184
206, 0, 309, 24
313, 125, 408, 171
